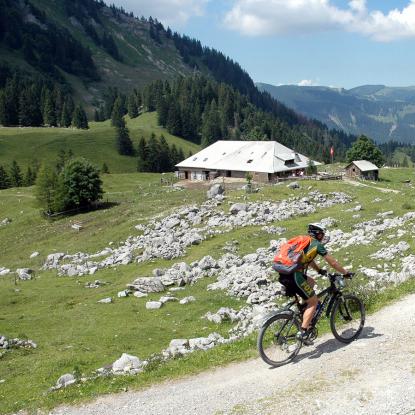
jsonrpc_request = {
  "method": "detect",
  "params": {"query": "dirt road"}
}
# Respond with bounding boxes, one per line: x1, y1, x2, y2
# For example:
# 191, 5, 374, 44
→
51, 293, 415, 415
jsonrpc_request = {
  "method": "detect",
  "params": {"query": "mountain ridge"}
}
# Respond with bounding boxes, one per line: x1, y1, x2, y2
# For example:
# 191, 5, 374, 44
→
257, 82, 415, 144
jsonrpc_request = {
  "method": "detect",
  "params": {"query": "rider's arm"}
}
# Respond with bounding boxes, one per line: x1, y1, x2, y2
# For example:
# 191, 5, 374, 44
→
309, 260, 321, 272
323, 254, 348, 275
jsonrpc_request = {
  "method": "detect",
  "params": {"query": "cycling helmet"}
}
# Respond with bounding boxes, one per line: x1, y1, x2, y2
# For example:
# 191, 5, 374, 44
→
307, 223, 326, 239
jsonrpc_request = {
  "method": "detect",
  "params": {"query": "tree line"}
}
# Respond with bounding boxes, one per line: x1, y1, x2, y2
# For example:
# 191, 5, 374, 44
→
0, 0, 98, 82
0, 68, 88, 128
120, 75, 352, 162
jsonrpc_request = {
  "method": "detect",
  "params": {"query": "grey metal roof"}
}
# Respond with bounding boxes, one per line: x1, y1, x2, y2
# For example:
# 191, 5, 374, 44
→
349, 160, 379, 171
176, 141, 318, 173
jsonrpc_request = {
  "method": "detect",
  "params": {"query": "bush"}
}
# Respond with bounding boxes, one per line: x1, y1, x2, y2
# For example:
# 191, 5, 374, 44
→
35, 157, 103, 214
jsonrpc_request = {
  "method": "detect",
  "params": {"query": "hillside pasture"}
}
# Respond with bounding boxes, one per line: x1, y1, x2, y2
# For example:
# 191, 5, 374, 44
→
1, 169, 415, 413
0, 113, 200, 174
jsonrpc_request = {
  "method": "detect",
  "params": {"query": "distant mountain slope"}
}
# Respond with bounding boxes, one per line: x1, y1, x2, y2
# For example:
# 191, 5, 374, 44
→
257, 82, 415, 144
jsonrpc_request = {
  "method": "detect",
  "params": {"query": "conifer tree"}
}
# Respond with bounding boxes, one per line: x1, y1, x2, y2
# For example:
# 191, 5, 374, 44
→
147, 133, 161, 172
19, 86, 42, 127
111, 96, 124, 127
166, 100, 182, 136
72, 105, 89, 129
35, 164, 59, 213
0, 165, 11, 189
137, 136, 149, 172
116, 118, 134, 156
127, 94, 138, 118
159, 135, 172, 172
178, 148, 185, 162
102, 163, 110, 174
9, 160, 23, 187
60, 100, 72, 127
43, 93, 56, 127
24, 166, 36, 186
201, 100, 221, 147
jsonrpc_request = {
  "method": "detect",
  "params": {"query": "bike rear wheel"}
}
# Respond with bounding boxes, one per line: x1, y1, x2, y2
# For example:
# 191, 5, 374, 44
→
257, 313, 302, 367
330, 294, 365, 343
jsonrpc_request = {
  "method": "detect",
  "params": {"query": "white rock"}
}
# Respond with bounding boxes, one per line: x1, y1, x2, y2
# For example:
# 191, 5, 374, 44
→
30, 252, 39, 259
146, 301, 163, 309
56, 373, 76, 388
133, 291, 148, 298
117, 290, 130, 298
98, 297, 113, 304
179, 296, 195, 305
112, 353, 143, 374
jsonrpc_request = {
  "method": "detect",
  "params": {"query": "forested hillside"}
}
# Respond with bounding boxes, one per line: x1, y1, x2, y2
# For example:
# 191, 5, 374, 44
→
0, 0, 357, 162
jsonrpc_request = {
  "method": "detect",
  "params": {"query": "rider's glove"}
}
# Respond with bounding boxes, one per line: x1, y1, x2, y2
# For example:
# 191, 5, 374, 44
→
344, 272, 355, 279
318, 269, 327, 276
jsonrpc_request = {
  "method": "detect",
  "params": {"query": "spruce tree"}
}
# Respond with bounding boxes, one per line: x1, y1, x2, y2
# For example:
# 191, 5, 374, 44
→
178, 148, 185, 163
72, 105, 89, 129
60, 101, 72, 127
9, 160, 23, 187
43, 93, 56, 127
170, 144, 179, 166
159, 135, 172, 172
35, 164, 59, 213
127, 94, 138, 119
147, 133, 161, 172
24, 166, 36, 186
0, 165, 11, 189
102, 163, 110, 174
116, 118, 134, 156
137, 136, 149, 172
201, 100, 221, 147
111, 96, 124, 127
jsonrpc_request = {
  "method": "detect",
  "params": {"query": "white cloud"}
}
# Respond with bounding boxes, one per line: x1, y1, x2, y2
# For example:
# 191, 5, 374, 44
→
224, 0, 415, 41
111, 0, 208, 26
298, 79, 318, 86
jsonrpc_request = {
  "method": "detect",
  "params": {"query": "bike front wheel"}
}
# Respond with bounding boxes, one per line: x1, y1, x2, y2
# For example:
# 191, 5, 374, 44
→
257, 313, 302, 367
330, 294, 365, 343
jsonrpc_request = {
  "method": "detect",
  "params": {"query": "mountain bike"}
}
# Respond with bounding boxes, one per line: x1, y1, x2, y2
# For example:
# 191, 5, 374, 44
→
257, 273, 365, 367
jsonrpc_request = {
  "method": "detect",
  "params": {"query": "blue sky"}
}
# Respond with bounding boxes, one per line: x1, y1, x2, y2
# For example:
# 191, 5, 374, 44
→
112, 1, 415, 89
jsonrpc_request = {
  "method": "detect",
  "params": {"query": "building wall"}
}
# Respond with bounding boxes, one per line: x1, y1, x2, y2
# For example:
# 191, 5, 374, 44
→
345, 165, 361, 178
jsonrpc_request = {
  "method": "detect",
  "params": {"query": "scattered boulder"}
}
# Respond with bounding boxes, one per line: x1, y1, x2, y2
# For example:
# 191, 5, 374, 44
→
0, 267, 10, 276
30, 252, 39, 259
112, 353, 144, 375
133, 291, 148, 298
128, 277, 165, 293
98, 297, 113, 304
55, 374, 76, 389
146, 301, 163, 309
0, 335, 37, 349
179, 296, 195, 304
117, 290, 130, 298
287, 181, 299, 189
229, 203, 248, 215
0, 218, 11, 226
16, 268, 34, 280
207, 183, 224, 199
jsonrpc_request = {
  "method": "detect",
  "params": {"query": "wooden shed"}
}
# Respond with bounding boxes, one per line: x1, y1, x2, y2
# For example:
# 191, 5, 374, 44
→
345, 160, 379, 181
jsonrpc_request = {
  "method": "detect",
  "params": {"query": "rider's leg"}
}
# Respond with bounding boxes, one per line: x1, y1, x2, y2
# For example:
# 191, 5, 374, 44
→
301, 294, 318, 330
293, 272, 317, 331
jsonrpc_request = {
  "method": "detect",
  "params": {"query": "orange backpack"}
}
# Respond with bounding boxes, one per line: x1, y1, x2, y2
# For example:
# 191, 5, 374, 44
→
273, 235, 312, 274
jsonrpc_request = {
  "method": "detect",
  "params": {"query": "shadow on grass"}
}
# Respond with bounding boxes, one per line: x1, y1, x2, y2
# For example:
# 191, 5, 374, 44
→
293, 326, 382, 363
43, 201, 120, 220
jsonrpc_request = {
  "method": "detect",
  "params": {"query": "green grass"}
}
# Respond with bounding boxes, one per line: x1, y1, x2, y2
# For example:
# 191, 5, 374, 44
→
1, 169, 415, 413
0, 113, 200, 174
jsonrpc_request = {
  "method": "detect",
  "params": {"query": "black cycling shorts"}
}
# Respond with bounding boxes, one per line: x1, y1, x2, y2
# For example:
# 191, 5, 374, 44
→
278, 272, 315, 300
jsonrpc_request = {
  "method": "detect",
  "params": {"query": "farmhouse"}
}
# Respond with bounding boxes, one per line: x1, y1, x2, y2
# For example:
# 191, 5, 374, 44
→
175, 140, 316, 182
345, 160, 379, 181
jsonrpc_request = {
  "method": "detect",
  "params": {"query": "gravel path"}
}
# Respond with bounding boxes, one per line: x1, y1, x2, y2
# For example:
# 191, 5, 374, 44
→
51, 293, 415, 415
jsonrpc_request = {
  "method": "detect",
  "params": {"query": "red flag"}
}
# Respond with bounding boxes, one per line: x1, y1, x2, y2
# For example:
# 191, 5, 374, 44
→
330, 146, 334, 156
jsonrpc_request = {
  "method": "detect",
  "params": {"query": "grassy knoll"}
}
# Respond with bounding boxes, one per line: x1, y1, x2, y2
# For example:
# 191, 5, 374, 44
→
0, 112, 200, 174
1, 169, 415, 413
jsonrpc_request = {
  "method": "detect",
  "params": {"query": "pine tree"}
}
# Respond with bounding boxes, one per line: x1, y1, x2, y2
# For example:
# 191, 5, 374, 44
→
60, 100, 72, 127
72, 105, 89, 129
127, 93, 138, 118
166, 100, 182, 136
147, 133, 161, 172
43, 93, 56, 127
24, 166, 36, 186
137, 136, 149, 172
170, 144, 179, 166
158, 135, 172, 172
178, 148, 185, 163
111, 96, 124, 127
19, 86, 42, 127
116, 118, 134, 156
9, 160, 23, 187
35, 164, 59, 213
201, 100, 221, 147
0, 165, 11, 189
102, 163, 110, 174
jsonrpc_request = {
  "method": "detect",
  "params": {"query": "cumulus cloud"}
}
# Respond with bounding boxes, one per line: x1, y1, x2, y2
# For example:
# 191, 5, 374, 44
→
224, 0, 415, 41
298, 79, 318, 86
111, 0, 208, 26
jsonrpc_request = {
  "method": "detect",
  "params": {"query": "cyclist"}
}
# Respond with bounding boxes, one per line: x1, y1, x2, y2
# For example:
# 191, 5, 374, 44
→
277, 223, 352, 345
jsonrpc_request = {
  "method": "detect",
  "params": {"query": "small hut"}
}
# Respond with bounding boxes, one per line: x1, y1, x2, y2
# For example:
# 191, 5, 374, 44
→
345, 160, 379, 181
